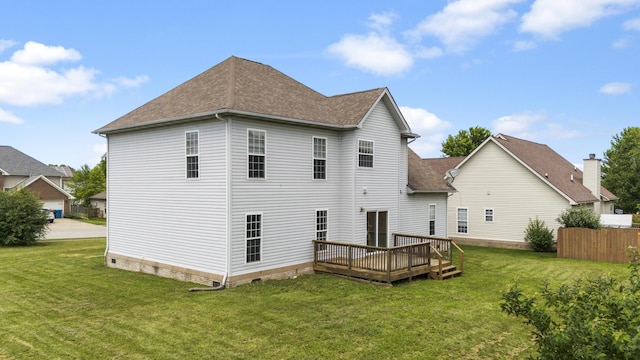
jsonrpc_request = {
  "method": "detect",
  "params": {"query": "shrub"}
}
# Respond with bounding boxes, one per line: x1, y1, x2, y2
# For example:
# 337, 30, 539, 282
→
524, 218, 555, 252
0, 189, 49, 246
501, 248, 640, 359
556, 207, 601, 229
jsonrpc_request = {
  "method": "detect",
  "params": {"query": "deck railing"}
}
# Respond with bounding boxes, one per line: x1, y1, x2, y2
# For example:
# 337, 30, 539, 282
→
394, 233, 464, 274
313, 234, 463, 283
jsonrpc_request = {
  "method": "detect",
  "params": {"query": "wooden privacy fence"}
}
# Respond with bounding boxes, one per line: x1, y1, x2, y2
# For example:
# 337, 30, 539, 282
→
557, 227, 640, 263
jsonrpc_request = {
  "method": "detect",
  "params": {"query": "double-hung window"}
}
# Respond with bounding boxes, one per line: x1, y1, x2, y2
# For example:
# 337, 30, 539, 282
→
316, 210, 328, 250
185, 131, 199, 179
246, 214, 262, 263
457, 208, 468, 234
358, 140, 374, 168
429, 204, 436, 236
485, 208, 494, 222
313, 137, 326, 179
248, 129, 266, 178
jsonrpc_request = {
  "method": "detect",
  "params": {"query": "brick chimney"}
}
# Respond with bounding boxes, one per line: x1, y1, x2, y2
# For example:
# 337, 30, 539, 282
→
583, 153, 602, 213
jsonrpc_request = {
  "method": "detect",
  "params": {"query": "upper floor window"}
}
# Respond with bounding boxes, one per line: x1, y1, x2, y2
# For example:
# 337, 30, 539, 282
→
457, 208, 468, 234
358, 140, 374, 168
484, 208, 494, 222
248, 129, 266, 179
313, 137, 326, 180
185, 131, 199, 179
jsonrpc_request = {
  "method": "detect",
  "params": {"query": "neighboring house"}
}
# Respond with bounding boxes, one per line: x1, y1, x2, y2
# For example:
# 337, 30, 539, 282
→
89, 190, 107, 218
431, 134, 617, 248
51, 165, 75, 191
94, 56, 454, 287
0, 145, 74, 217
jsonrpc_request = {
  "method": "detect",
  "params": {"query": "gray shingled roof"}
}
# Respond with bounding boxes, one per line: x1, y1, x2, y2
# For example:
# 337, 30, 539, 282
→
0, 146, 65, 177
407, 148, 456, 192
95, 56, 395, 134
489, 134, 617, 203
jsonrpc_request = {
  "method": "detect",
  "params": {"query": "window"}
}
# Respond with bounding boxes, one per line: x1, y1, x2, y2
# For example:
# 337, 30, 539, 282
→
485, 208, 494, 222
358, 140, 374, 168
429, 204, 436, 236
185, 131, 199, 179
313, 137, 326, 179
248, 129, 266, 178
316, 210, 328, 250
457, 208, 468, 234
246, 214, 262, 263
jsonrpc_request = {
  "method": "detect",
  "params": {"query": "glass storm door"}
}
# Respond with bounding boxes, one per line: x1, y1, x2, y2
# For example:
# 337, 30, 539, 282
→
367, 211, 388, 247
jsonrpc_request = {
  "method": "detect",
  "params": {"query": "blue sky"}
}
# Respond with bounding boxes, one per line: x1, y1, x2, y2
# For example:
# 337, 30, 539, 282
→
1, 1, 638, 169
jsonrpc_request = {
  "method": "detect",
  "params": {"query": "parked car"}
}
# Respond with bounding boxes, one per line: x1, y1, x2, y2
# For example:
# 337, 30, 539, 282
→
42, 209, 54, 223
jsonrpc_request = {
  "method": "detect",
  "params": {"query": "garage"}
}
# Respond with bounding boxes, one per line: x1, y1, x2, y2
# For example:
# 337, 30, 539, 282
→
41, 200, 64, 218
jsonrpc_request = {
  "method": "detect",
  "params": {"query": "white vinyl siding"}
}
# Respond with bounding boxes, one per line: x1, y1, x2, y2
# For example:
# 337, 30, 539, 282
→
106, 120, 228, 275
400, 193, 449, 238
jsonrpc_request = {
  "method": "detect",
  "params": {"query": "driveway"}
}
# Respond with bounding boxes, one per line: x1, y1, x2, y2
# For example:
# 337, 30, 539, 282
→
45, 218, 106, 240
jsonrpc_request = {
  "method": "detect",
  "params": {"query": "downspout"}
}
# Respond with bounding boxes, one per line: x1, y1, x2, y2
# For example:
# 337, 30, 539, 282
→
188, 113, 231, 292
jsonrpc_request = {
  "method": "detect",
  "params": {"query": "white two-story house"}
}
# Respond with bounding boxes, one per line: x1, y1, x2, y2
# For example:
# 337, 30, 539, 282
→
94, 56, 454, 287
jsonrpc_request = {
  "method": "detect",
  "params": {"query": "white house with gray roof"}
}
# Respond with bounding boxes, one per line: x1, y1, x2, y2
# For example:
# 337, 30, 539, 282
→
95, 56, 455, 287
0, 145, 74, 216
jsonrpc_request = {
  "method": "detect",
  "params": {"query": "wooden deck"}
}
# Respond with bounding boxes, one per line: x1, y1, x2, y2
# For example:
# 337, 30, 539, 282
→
313, 234, 464, 284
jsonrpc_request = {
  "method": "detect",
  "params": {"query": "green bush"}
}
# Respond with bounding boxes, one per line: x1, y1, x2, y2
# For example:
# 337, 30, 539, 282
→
501, 248, 640, 359
556, 207, 601, 229
0, 189, 49, 246
524, 218, 555, 252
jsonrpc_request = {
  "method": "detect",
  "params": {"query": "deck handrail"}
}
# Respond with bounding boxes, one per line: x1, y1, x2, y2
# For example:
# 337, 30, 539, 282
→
451, 241, 464, 273
429, 244, 444, 280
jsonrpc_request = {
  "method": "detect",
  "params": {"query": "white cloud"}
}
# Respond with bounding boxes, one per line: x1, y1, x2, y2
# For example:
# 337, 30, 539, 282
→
89, 142, 108, 166
623, 17, 640, 30
599, 82, 632, 94
407, 0, 523, 53
415, 46, 444, 59
0, 41, 148, 109
0, 108, 24, 124
112, 75, 150, 87
521, 0, 640, 39
327, 33, 413, 76
513, 40, 538, 51
11, 41, 81, 65
492, 111, 546, 137
0, 39, 17, 53
400, 106, 452, 157
612, 37, 631, 49
368, 12, 398, 33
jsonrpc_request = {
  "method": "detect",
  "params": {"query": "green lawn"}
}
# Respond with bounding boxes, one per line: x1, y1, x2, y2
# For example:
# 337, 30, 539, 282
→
0, 239, 630, 359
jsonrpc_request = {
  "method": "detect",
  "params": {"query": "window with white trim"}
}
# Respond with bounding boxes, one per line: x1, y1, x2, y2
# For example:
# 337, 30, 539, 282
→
185, 131, 199, 179
313, 137, 326, 179
457, 208, 468, 234
316, 209, 328, 250
248, 129, 266, 178
485, 208, 494, 222
429, 204, 436, 236
358, 140, 374, 168
246, 214, 262, 263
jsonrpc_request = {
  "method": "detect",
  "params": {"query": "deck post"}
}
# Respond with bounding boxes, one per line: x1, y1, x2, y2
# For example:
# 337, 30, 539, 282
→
386, 248, 392, 283
348, 246, 352, 270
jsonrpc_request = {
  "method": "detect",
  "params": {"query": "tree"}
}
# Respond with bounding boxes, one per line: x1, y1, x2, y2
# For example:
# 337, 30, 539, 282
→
68, 155, 106, 208
602, 127, 640, 213
441, 126, 492, 157
0, 188, 49, 246
557, 207, 601, 229
501, 249, 640, 359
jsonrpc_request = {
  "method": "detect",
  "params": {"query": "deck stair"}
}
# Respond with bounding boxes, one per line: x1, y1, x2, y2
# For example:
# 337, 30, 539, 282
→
429, 263, 462, 280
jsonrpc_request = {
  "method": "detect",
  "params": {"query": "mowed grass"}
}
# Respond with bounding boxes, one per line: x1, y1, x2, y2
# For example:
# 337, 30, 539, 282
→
0, 239, 630, 359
